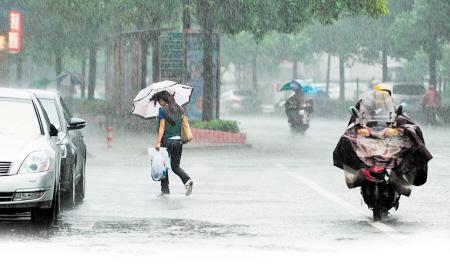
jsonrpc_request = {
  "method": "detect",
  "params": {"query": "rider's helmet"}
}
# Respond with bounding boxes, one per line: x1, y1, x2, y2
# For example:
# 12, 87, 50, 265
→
373, 83, 392, 95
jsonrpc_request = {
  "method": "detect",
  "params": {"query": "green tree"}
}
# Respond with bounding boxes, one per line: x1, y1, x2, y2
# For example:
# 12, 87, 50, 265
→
192, 0, 388, 120
355, 0, 413, 82
24, 0, 71, 79
390, 0, 450, 87
307, 18, 363, 101
116, 0, 180, 88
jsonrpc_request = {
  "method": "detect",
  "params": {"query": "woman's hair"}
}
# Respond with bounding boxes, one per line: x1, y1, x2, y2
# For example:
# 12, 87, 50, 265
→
150, 90, 183, 125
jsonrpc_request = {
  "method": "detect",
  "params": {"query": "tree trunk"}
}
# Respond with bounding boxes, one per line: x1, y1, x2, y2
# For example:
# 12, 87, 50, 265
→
382, 44, 388, 82
55, 49, 63, 87
325, 53, 331, 94
81, 55, 86, 99
0, 52, 9, 86
252, 52, 258, 94
114, 38, 124, 115
141, 38, 149, 89
202, 29, 214, 121
428, 43, 438, 88
182, 0, 191, 31
88, 46, 97, 100
215, 35, 220, 119
16, 54, 22, 87
152, 22, 161, 82
339, 53, 345, 102
131, 40, 142, 97
105, 42, 114, 106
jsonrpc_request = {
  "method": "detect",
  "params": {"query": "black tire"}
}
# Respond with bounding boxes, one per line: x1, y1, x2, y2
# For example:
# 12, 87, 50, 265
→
62, 164, 77, 208
373, 203, 382, 221
75, 158, 85, 203
372, 185, 382, 221
31, 184, 60, 226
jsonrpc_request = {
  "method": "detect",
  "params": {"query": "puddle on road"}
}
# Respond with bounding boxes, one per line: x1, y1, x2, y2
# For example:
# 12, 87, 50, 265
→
90, 218, 250, 238
0, 216, 253, 242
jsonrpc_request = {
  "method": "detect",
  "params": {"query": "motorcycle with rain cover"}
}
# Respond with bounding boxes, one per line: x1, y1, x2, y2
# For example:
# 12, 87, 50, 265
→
333, 90, 432, 221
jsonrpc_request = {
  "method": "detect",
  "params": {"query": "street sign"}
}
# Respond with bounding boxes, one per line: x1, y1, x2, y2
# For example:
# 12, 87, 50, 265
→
160, 32, 184, 83
9, 10, 20, 31
8, 10, 21, 53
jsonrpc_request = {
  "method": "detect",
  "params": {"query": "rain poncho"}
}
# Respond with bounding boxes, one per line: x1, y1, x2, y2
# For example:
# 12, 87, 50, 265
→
333, 91, 432, 186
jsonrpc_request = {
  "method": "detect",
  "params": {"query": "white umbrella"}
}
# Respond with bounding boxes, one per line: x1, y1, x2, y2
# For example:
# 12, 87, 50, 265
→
131, 80, 193, 119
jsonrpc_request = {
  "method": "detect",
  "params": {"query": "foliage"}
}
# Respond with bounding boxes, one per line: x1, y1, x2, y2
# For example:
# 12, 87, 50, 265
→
4, 0, 390, 119
389, 0, 450, 86
191, 119, 240, 133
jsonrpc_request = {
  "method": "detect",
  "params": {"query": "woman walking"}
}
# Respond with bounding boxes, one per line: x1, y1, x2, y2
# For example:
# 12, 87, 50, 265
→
150, 91, 193, 196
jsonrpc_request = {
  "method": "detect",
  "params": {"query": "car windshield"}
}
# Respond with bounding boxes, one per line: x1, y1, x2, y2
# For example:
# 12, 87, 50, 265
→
0, 98, 42, 137
40, 98, 61, 130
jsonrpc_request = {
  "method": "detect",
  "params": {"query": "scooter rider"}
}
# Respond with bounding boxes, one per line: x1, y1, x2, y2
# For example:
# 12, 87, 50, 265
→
422, 85, 441, 125
337, 83, 432, 193
285, 82, 313, 124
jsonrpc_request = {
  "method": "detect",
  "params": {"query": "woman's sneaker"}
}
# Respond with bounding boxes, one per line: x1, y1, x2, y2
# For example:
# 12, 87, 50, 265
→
185, 180, 193, 196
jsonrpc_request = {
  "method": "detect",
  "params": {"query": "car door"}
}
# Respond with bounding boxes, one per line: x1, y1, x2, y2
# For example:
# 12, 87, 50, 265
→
34, 98, 62, 185
38, 97, 76, 189
58, 96, 85, 182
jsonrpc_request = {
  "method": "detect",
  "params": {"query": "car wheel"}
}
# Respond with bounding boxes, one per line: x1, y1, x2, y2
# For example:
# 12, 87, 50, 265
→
76, 158, 85, 203
63, 164, 77, 208
31, 183, 60, 226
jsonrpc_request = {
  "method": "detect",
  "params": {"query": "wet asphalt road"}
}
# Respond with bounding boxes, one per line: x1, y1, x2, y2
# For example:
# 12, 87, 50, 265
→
1, 115, 450, 254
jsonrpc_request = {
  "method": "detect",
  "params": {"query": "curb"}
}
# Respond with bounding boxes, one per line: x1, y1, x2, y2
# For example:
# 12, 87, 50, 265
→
184, 143, 252, 150
191, 128, 247, 144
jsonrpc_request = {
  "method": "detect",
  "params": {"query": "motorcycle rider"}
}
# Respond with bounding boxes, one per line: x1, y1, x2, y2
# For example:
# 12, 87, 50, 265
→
285, 82, 313, 126
335, 83, 432, 194
422, 85, 441, 125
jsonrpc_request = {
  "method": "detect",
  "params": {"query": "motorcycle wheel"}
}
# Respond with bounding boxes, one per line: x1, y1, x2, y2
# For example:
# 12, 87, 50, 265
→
372, 185, 383, 221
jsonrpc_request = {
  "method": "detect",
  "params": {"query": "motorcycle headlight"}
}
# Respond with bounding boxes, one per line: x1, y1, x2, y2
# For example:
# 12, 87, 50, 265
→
19, 151, 50, 174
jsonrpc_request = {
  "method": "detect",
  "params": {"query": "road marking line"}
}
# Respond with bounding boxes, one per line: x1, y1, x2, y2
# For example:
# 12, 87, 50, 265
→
277, 164, 403, 239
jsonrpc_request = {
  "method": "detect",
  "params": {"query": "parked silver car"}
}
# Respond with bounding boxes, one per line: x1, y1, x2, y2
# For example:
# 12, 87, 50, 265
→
33, 90, 86, 208
0, 88, 62, 225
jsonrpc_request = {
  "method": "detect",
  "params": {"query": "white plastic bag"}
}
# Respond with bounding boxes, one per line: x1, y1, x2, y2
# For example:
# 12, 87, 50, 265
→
148, 148, 171, 181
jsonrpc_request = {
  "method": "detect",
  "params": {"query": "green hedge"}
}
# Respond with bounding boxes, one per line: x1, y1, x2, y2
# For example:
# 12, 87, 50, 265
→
191, 119, 240, 133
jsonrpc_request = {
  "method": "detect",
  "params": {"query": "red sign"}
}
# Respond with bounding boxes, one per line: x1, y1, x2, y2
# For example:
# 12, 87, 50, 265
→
8, 10, 22, 53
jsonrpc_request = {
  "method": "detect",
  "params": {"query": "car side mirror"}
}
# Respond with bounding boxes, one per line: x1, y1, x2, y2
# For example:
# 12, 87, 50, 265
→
396, 103, 405, 115
349, 106, 360, 119
49, 124, 59, 137
67, 118, 86, 130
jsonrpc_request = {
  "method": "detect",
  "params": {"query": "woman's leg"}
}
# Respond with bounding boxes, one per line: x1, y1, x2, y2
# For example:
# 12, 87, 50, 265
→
160, 175, 170, 194
160, 140, 170, 194
169, 141, 190, 184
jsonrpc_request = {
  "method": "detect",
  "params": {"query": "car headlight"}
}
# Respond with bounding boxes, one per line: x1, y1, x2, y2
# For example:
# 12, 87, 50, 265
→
19, 151, 50, 174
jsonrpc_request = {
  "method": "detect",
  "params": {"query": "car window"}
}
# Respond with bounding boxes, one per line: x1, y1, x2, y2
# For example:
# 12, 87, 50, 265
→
59, 97, 73, 123
39, 98, 62, 130
0, 98, 42, 137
